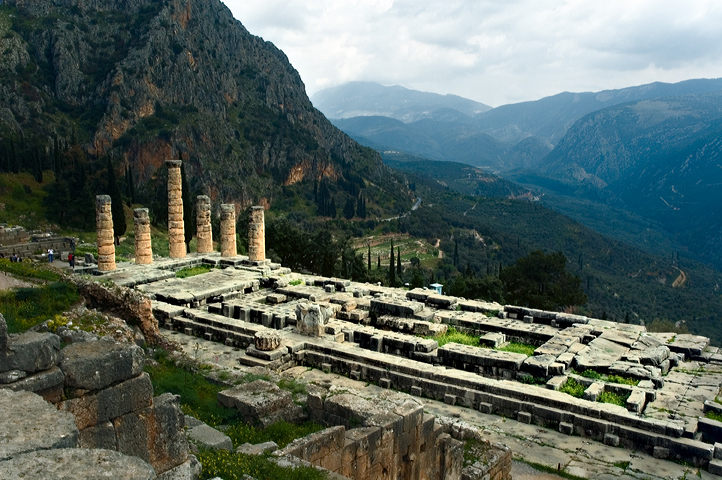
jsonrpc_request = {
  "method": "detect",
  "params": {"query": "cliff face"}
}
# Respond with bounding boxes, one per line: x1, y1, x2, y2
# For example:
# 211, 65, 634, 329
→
0, 0, 408, 211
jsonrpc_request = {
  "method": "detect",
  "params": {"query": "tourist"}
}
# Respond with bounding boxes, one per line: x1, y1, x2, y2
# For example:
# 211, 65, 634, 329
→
48, 248, 54, 263
68, 252, 74, 268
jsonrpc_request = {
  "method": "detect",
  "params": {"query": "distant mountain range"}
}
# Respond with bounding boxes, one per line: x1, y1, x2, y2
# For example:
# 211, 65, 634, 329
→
318, 80, 722, 269
311, 81, 491, 123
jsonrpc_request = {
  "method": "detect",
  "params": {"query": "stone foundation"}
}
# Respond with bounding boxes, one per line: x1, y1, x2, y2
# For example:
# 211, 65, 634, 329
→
166, 160, 185, 259
133, 208, 152, 265
95, 195, 116, 272
196, 195, 212, 254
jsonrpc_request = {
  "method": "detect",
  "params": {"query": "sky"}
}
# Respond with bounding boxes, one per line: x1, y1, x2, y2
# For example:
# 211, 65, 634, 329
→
223, 0, 722, 107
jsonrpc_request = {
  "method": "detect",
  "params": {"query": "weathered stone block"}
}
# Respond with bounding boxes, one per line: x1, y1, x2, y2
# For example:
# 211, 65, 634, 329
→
113, 393, 188, 475
0, 448, 155, 480
57, 372, 153, 430
254, 331, 281, 351
79, 421, 117, 450
236, 441, 278, 455
603, 433, 620, 447
59, 338, 144, 390
218, 380, 295, 427
2, 332, 60, 374
479, 403, 493, 414
710, 459, 722, 476
583, 382, 604, 402
410, 386, 423, 397
0, 389, 79, 461
188, 424, 233, 451
559, 422, 573, 435
444, 394, 456, 406
518, 411, 532, 424
1, 365, 64, 396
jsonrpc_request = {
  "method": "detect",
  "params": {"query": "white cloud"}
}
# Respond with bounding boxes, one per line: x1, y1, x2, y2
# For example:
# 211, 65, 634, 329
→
222, 0, 722, 106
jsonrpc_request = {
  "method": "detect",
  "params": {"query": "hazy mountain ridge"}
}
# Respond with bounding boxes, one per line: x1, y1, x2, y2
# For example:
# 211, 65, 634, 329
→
312, 81, 492, 123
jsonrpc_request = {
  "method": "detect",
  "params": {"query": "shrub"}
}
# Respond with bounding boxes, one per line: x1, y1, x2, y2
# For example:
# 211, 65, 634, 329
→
598, 391, 629, 407
1, 282, 80, 333
560, 378, 585, 398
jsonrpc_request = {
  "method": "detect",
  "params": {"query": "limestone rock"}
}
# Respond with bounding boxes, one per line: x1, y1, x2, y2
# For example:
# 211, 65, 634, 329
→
218, 380, 301, 427
187, 424, 233, 451
2, 332, 61, 374
59, 337, 144, 391
0, 448, 155, 480
236, 441, 278, 455
0, 389, 79, 461
254, 331, 281, 351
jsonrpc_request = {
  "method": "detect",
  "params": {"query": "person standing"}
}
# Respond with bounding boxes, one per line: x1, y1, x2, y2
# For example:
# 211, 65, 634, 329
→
68, 252, 74, 269
48, 248, 54, 263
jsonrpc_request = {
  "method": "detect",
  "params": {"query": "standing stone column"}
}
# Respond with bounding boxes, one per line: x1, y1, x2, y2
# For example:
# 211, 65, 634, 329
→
134, 208, 152, 265
248, 206, 265, 262
220, 204, 236, 257
196, 195, 213, 253
166, 160, 185, 258
95, 195, 116, 272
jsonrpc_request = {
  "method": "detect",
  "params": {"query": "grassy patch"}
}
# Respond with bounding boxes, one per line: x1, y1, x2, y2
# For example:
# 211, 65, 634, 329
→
559, 378, 585, 398
614, 461, 630, 470
289, 279, 303, 286
430, 327, 478, 347
278, 378, 308, 396
197, 449, 326, 480
0, 282, 80, 333
0, 258, 62, 281
497, 342, 535, 357
598, 391, 629, 407
706, 411, 722, 423
176, 264, 214, 278
518, 375, 547, 385
607, 375, 639, 386
144, 350, 240, 426
225, 420, 323, 450
577, 369, 602, 380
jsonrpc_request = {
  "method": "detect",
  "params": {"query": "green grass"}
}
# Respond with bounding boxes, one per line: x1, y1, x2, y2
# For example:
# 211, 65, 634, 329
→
289, 279, 303, 286
518, 375, 547, 385
497, 342, 535, 356
577, 369, 602, 380
144, 350, 241, 426
197, 449, 326, 480
430, 327, 478, 347
176, 264, 214, 278
0, 282, 80, 333
598, 391, 630, 407
559, 378, 585, 398
706, 411, 722, 422
0, 258, 62, 281
614, 461, 630, 470
574, 369, 639, 386
0, 172, 51, 229
225, 421, 323, 449
278, 378, 308, 396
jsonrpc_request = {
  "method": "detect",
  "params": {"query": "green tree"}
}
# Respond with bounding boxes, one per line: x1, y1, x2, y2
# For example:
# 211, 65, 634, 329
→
500, 251, 587, 311
396, 246, 402, 276
106, 156, 126, 245
389, 239, 395, 286
343, 197, 355, 219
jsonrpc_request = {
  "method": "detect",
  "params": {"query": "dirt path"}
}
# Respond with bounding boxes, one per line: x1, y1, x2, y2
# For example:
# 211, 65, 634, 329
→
0, 272, 34, 290
672, 267, 687, 288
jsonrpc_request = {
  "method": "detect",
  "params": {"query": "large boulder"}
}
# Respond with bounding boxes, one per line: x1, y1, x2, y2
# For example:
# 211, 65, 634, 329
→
59, 337, 144, 390
1, 332, 61, 374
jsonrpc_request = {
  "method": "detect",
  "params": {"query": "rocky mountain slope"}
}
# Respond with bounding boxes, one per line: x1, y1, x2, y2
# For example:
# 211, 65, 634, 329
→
0, 0, 410, 214
311, 81, 491, 122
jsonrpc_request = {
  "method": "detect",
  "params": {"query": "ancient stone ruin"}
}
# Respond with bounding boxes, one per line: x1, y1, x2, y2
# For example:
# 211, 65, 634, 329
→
220, 203, 236, 257
134, 208, 153, 265
195, 195, 212, 254
248, 205, 265, 262
95, 195, 116, 272
0, 314, 190, 478
166, 160, 185, 259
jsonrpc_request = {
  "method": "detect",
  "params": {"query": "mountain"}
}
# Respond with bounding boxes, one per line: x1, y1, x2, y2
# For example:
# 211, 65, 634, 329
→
474, 78, 722, 145
0, 0, 410, 217
534, 92, 722, 268
312, 81, 492, 122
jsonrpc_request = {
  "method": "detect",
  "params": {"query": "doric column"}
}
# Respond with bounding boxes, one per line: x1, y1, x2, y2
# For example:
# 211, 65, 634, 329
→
134, 208, 152, 265
95, 195, 116, 272
166, 160, 185, 258
248, 206, 265, 262
196, 195, 213, 253
220, 204, 236, 257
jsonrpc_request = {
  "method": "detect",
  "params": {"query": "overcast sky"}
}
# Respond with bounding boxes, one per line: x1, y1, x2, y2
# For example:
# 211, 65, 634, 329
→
223, 0, 722, 107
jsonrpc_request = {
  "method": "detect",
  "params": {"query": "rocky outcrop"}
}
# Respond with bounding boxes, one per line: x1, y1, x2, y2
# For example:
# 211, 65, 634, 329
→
0, 0, 410, 213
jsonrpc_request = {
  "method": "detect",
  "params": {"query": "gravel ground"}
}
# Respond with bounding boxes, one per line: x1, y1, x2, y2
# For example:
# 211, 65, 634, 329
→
0, 273, 33, 290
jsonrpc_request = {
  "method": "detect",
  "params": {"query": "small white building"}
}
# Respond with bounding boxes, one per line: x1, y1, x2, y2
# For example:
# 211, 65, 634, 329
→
429, 283, 443, 295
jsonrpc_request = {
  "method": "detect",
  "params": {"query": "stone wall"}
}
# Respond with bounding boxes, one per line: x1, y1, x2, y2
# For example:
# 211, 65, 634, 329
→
0, 314, 189, 476
269, 385, 509, 480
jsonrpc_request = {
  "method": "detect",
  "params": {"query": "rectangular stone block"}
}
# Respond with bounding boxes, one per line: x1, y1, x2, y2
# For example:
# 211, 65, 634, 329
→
559, 422, 573, 435
79, 421, 116, 450
410, 386, 422, 397
479, 402, 493, 414
58, 338, 144, 391
518, 412, 532, 424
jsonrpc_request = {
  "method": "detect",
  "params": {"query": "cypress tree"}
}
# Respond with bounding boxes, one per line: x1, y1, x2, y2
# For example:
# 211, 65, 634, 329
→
377, 255, 380, 270
389, 239, 395, 286
106, 156, 126, 245
453, 241, 459, 267
181, 161, 194, 253
396, 246, 401, 275
367, 244, 371, 271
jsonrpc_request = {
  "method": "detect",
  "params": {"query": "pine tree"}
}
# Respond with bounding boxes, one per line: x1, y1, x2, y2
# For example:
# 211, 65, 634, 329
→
107, 156, 126, 245
389, 239, 395, 286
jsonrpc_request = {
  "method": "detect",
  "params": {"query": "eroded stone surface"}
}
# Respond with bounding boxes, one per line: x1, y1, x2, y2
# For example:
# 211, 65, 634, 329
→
166, 160, 185, 259
0, 389, 78, 461
0, 448, 155, 480
59, 337, 144, 391
95, 195, 116, 272
255, 331, 281, 351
